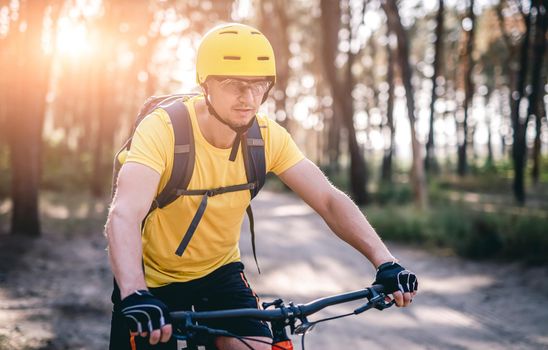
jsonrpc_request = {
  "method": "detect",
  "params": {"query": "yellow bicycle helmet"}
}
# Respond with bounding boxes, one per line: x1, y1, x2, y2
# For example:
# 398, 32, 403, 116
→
196, 23, 276, 84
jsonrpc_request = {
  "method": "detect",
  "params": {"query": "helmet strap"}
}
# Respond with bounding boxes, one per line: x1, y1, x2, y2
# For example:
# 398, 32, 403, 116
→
202, 88, 254, 162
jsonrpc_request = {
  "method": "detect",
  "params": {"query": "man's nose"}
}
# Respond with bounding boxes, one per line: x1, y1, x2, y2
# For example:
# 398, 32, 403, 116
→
237, 86, 255, 103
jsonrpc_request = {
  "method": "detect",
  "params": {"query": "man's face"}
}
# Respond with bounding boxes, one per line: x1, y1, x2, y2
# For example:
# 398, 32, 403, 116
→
205, 76, 271, 129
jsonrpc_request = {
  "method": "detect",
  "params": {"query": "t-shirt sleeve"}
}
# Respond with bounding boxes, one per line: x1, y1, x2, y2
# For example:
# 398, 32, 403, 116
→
125, 110, 172, 175
265, 117, 305, 175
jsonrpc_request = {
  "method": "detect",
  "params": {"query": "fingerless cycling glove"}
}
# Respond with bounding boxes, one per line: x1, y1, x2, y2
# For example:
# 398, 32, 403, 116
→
373, 262, 418, 294
120, 290, 171, 334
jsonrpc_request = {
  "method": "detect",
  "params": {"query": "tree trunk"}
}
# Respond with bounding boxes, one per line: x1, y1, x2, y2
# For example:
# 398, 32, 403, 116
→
531, 93, 545, 183
425, 0, 444, 173
511, 2, 533, 204
8, 2, 53, 236
259, 0, 292, 131
326, 109, 342, 173
485, 89, 494, 169
457, 0, 476, 177
344, 35, 369, 205
90, 72, 113, 197
0, 37, 7, 157
382, 0, 428, 209
381, 40, 395, 182
365, 36, 379, 151
320, 0, 342, 176
320, 0, 368, 204
527, 0, 547, 185
495, 0, 521, 163
531, 108, 542, 184
89, 1, 149, 197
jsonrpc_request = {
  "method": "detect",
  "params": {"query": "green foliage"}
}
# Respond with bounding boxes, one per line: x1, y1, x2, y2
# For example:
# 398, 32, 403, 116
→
365, 205, 428, 242
539, 156, 548, 183
320, 165, 350, 193
374, 182, 413, 205
41, 143, 92, 192
435, 172, 512, 193
365, 203, 548, 264
1, 139, 114, 203
0, 147, 10, 199
40, 143, 111, 194
429, 206, 503, 259
498, 215, 548, 264
262, 173, 290, 192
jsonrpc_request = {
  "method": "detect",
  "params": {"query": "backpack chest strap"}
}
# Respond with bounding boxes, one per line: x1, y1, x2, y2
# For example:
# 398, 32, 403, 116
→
175, 182, 256, 197
174, 182, 257, 257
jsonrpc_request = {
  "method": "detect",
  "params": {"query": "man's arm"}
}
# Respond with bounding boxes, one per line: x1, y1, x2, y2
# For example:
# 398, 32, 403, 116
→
105, 162, 159, 299
278, 158, 396, 268
105, 162, 173, 344
278, 158, 416, 307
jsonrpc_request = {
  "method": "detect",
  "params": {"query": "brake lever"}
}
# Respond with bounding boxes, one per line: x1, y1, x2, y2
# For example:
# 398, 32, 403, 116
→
353, 287, 395, 314
374, 298, 395, 310
294, 315, 315, 335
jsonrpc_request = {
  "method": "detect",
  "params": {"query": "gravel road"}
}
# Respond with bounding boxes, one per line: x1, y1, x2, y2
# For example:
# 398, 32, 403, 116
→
0, 190, 546, 349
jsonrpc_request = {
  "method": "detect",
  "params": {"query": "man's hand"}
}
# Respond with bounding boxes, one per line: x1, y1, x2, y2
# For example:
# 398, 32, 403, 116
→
373, 262, 418, 307
120, 290, 173, 345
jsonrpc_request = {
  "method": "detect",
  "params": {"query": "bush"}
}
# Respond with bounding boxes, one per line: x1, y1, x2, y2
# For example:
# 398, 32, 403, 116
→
365, 205, 428, 243
436, 208, 502, 259
499, 215, 548, 264
364, 203, 548, 264
375, 182, 413, 205
41, 143, 94, 192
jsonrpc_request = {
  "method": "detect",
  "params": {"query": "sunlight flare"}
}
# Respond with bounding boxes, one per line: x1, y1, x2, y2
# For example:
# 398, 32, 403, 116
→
56, 17, 92, 56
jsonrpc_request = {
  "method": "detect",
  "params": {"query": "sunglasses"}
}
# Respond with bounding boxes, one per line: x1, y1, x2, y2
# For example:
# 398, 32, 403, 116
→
213, 77, 272, 97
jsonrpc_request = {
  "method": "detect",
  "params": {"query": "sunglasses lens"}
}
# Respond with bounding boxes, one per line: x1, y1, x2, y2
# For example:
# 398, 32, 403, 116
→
218, 79, 270, 96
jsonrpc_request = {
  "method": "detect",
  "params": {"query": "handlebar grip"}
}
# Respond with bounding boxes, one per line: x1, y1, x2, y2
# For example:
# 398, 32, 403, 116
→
371, 284, 385, 294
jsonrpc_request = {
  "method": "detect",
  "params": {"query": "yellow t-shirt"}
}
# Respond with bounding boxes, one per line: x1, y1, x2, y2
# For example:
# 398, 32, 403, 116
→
126, 95, 304, 287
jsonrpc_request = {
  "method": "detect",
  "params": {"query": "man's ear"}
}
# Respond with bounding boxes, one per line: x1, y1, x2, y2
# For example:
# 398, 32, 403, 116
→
200, 82, 209, 95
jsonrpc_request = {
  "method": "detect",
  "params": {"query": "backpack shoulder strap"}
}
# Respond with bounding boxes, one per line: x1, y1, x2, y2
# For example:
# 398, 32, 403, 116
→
153, 98, 195, 209
242, 116, 266, 199
241, 116, 266, 273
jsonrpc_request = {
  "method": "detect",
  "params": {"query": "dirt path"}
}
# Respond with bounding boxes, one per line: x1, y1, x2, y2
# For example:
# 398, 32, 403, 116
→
1, 190, 547, 349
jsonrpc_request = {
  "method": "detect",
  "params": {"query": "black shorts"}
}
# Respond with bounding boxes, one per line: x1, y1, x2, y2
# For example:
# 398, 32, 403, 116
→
109, 262, 272, 350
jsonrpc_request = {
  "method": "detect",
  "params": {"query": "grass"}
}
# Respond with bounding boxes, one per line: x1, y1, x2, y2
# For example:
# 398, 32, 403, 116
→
364, 202, 548, 264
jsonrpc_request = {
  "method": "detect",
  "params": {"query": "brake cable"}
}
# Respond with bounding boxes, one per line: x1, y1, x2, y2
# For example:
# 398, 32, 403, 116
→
294, 288, 395, 350
175, 287, 394, 350
183, 324, 289, 350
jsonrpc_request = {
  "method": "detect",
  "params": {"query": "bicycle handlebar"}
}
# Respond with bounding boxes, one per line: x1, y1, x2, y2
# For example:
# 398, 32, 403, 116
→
170, 284, 387, 323
298, 284, 384, 316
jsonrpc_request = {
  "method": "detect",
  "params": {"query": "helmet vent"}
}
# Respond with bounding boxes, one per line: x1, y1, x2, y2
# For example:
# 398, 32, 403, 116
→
251, 31, 261, 35
223, 56, 241, 60
219, 30, 238, 34
257, 56, 270, 61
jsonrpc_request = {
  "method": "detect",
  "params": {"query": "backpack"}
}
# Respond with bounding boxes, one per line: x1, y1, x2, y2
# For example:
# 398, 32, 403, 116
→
112, 94, 266, 272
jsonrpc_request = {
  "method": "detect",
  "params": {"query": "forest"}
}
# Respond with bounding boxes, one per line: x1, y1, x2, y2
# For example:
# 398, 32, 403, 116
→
0, 1, 547, 349
0, 0, 547, 262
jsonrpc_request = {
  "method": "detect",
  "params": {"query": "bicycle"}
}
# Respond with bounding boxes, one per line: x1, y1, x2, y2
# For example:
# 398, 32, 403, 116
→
168, 284, 394, 350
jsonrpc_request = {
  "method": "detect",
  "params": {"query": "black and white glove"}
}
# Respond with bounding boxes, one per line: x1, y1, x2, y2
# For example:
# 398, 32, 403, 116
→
373, 262, 418, 294
120, 290, 171, 334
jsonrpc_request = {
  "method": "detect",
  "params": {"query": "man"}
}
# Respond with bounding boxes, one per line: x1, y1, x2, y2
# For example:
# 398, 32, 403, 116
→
105, 23, 418, 350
